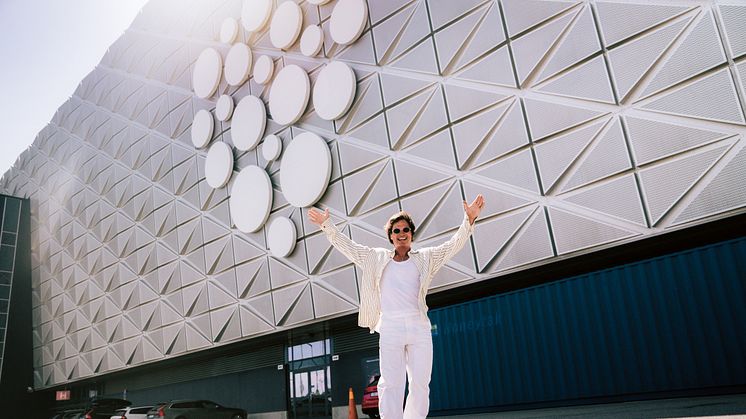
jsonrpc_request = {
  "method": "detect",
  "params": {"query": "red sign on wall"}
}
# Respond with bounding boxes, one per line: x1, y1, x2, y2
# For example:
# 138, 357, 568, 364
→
55, 390, 71, 401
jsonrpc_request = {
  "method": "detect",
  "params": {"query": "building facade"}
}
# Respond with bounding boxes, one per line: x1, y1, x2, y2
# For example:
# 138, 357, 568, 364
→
1, 0, 745, 417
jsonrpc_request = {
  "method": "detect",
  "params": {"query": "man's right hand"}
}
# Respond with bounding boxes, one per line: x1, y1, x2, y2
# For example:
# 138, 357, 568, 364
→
307, 207, 330, 226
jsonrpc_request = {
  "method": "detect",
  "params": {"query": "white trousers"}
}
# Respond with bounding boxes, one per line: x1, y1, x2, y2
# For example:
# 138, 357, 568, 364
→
377, 312, 433, 419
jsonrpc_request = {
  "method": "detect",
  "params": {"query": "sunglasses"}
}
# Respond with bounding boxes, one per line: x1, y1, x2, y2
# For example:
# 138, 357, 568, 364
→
392, 227, 411, 234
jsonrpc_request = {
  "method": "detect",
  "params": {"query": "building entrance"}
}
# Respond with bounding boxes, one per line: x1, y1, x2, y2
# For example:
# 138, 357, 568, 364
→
287, 339, 332, 419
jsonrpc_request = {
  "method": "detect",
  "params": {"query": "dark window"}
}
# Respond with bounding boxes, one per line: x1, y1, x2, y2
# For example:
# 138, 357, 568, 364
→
0, 299, 8, 312
0, 271, 10, 286
0, 285, 9, 299
2, 199, 19, 232
172, 402, 198, 409
0, 313, 6, 325
0, 246, 14, 271
1, 233, 15, 245
132, 407, 152, 414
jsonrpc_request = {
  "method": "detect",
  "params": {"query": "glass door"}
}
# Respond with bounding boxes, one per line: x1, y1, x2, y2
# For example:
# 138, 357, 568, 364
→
290, 366, 331, 419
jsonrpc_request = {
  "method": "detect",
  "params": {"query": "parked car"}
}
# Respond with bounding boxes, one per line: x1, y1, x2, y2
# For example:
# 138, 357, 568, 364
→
362, 375, 380, 418
82, 398, 132, 419
146, 400, 246, 419
110, 406, 153, 419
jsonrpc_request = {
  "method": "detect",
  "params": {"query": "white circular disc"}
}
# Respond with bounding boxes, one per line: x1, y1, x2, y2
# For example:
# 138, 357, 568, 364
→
313, 61, 357, 120
270, 1, 303, 50
231, 95, 267, 151
269, 65, 310, 125
242, 0, 273, 32
216, 95, 235, 121
253, 55, 275, 85
280, 132, 331, 207
224, 43, 253, 86
307, 0, 331, 4
300, 25, 324, 57
229, 165, 273, 233
220, 18, 240, 43
191, 109, 214, 148
262, 134, 282, 161
268, 217, 297, 257
205, 142, 234, 188
193, 48, 223, 99
330, 0, 368, 45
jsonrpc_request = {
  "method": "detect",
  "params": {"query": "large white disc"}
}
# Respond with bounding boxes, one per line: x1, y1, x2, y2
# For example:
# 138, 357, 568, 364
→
330, 0, 368, 45
230, 165, 273, 233
280, 132, 331, 207
268, 217, 297, 257
300, 25, 324, 57
224, 43, 252, 86
191, 109, 214, 148
193, 48, 222, 99
313, 61, 357, 120
253, 55, 275, 85
231, 95, 267, 151
205, 142, 234, 188
270, 1, 303, 50
242, 0, 273, 32
220, 17, 240, 43
269, 65, 310, 125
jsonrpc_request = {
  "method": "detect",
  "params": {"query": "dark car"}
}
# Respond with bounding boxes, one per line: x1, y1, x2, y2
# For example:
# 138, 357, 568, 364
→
362, 375, 380, 418
82, 398, 132, 419
146, 400, 246, 419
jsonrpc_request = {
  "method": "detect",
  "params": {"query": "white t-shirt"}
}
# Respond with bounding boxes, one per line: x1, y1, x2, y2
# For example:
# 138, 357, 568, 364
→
379, 258, 421, 316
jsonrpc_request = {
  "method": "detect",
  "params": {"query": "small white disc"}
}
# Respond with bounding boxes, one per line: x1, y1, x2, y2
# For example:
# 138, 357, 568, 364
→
262, 134, 282, 161
300, 25, 324, 57
193, 48, 223, 99
216, 95, 235, 121
220, 17, 240, 43
330, 0, 368, 45
191, 109, 214, 148
268, 217, 297, 257
313, 61, 357, 120
270, 1, 303, 50
253, 55, 275, 85
280, 132, 331, 207
242, 0, 273, 32
269, 64, 310, 125
205, 142, 234, 188
224, 43, 252, 86
229, 165, 273, 233
231, 95, 267, 151
307, 0, 332, 4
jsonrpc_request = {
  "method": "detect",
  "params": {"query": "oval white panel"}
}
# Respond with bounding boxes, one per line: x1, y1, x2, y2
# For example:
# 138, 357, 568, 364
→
300, 25, 324, 57
242, 0, 273, 32
262, 134, 282, 161
224, 43, 253, 86
230, 165, 273, 233
330, 0, 368, 45
193, 48, 223, 99
307, 0, 331, 4
280, 132, 331, 207
268, 217, 297, 257
220, 17, 240, 43
269, 64, 310, 125
205, 142, 234, 188
191, 109, 214, 148
313, 61, 357, 120
253, 55, 275, 85
232, 95, 267, 151
270, 1, 303, 50
216, 95, 235, 122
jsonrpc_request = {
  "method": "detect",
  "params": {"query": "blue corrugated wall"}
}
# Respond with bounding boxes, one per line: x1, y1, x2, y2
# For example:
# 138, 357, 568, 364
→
428, 237, 746, 412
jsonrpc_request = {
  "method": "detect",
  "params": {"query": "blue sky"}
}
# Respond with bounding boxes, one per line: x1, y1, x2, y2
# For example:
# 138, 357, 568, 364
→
0, 0, 149, 176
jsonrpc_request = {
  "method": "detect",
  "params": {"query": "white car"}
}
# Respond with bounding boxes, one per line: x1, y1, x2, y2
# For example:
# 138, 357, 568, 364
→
109, 406, 153, 419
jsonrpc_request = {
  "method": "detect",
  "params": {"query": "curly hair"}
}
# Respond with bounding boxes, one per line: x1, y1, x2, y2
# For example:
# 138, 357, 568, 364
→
384, 211, 416, 244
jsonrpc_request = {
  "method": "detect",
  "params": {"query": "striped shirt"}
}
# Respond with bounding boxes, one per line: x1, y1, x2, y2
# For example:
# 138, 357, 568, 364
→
319, 213, 475, 333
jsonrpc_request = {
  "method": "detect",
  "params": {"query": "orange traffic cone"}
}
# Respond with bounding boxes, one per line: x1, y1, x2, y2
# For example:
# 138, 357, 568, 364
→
348, 387, 358, 419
